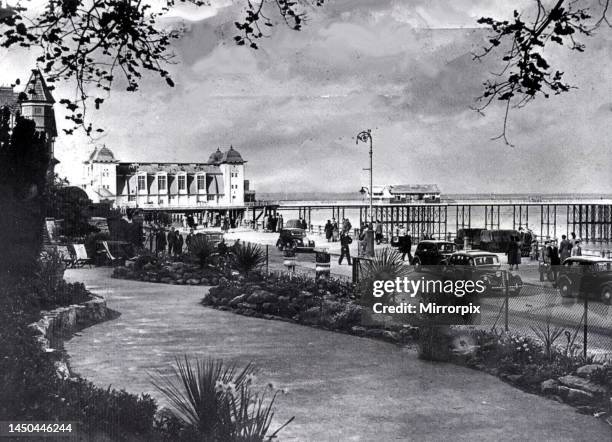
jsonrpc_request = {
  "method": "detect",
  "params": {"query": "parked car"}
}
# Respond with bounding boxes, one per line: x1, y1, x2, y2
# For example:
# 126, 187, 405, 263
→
454, 228, 484, 250
276, 220, 315, 252
556, 256, 612, 304
442, 251, 522, 296
412, 240, 456, 271
479, 229, 519, 253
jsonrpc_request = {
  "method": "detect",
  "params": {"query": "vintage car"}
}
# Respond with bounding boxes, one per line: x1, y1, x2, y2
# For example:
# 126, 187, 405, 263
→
442, 251, 523, 296
454, 228, 484, 250
479, 229, 520, 253
556, 256, 612, 304
276, 219, 315, 252
412, 240, 456, 271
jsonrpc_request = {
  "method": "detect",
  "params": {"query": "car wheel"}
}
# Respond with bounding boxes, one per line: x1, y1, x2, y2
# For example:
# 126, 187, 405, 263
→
558, 277, 573, 298
600, 285, 612, 305
413, 257, 422, 272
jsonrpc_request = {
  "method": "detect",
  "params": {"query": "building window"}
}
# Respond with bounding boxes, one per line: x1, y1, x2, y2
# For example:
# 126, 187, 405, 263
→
178, 175, 186, 190
197, 175, 205, 190
128, 195, 136, 202
207, 195, 215, 201
138, 175, 146, 191
158, 175, 167, 191
34, 107, 42, 115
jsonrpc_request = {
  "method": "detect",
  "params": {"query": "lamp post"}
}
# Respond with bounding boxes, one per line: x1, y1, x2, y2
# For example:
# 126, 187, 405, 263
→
356, 129, 373, 225
357, 130, 374, 257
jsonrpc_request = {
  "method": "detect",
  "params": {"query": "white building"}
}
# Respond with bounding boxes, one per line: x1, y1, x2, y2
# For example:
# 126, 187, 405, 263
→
82, 145, 255, 211
370, 184, 441, 203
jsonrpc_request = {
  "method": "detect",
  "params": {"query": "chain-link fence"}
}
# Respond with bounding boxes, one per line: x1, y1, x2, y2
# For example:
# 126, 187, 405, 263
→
474, 265, 612, 362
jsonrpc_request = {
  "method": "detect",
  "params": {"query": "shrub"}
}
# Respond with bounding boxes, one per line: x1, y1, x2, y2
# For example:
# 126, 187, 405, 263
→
188, 235, 216, 268
36, 249, 66, 296
151, 356, 292, 441
357, 248, 411, 306
231, 241, 266, 276
330, 303, 364, 330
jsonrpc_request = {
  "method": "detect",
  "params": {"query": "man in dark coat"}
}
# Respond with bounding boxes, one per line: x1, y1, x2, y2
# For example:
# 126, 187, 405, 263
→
155, 228, 167, 255
549, 240, 561, 284
167, 227, 176, 255
175, 233, 184, 256
399, 229, 412, 262
324, 220, 333, 242
339, 231, 353, 265
185, 229, 195, 251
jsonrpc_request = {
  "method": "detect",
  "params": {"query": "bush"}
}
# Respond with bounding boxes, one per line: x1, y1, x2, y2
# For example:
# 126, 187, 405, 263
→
151, 356, 292, 441
231, 241, 266, 276
188, 235, 216, 268
357, 248, 411, 307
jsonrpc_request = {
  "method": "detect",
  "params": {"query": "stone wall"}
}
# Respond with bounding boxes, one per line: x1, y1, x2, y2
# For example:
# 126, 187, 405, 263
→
29, 295, 110, 379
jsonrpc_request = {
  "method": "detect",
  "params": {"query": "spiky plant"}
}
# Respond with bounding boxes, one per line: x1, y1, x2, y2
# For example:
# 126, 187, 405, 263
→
357, 247, 411, 307
188, 235, 216, 268
232, 241, 266, 276
530, 315, 565, 361
150, 356, 292, 441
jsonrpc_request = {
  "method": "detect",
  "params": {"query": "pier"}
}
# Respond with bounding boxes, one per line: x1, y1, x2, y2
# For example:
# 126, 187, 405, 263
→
249, 200, 612, 243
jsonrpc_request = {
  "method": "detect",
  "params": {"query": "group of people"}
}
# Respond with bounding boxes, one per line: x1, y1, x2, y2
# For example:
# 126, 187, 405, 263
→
324, 218, 352, 242
263, 214, 284, 232
153, 226, 186, 256
540, 232, 582, 282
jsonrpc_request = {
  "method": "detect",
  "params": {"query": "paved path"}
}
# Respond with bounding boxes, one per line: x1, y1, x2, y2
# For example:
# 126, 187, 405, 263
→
64, 268, 611, 441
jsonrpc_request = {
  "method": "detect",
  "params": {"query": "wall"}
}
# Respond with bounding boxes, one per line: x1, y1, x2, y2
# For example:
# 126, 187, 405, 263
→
29, 295, 110, 379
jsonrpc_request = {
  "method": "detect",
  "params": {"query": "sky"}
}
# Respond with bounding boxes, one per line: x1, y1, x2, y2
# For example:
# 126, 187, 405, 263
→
1, 0, 611, 194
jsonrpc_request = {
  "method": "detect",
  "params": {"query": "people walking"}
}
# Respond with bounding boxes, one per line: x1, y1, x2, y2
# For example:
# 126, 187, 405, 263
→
549, 239, 561, 284
155, 227, 167, 256
559, 235, 572, 262
185, 229, 195, 251
342, 218, 352, 234
375, 220, 383, 244
175, 233, 184, 256
339, 231, 352, 265
324, 220, 333, 242
332, 219, 339, 242
506, 235, 521, 270
571, 239, 582, 256
399, 228, 413, 262
167, 227, 177, 255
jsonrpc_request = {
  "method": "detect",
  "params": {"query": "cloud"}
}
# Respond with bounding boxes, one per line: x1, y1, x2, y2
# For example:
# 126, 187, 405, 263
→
2, 0, 611, 194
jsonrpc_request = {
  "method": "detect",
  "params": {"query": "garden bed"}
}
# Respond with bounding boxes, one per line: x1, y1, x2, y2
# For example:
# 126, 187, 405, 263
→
450, 328, 612, 424
202, 273, 419, 345
112, 259, 222, 286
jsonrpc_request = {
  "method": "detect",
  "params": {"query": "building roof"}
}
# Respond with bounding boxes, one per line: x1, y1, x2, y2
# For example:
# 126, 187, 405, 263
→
208, 148, 224, 165
117, 163, 222, 174
389, 184, 440, 194
21, 69, 55, 103
220, 145, 244, 164
87, 146, 118, 163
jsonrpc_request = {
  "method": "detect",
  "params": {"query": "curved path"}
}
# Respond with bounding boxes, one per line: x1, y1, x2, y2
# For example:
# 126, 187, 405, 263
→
65, 268, 610, 441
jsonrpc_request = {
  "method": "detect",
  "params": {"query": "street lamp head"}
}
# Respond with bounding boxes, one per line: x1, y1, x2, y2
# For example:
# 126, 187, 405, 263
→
359, 187, 367, 195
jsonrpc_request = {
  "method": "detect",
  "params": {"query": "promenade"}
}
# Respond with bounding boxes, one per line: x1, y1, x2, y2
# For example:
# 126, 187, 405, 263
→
64, 268, 611, 440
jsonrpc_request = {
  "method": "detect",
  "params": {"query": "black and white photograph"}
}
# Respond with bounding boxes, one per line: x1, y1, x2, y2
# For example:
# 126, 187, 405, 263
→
1, 0, 611, 440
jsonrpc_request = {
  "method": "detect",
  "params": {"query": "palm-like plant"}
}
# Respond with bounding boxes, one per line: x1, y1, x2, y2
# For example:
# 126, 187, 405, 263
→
232, 241, 266, 276
357, 247, 411, 306
188, 235, 216, 268
150, 356, 292, 441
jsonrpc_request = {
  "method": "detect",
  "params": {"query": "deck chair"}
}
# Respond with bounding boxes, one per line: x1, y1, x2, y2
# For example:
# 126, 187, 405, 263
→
56, 245, 76, 268
100, 241, 123, 266
72, 244, 92, 267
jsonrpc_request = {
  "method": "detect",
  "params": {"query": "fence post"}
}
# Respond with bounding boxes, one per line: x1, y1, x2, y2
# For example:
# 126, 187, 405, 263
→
584, 293, 588, 359
504, 270, 509, 332
265, 244, 269, 275
352, 257, 360, 284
